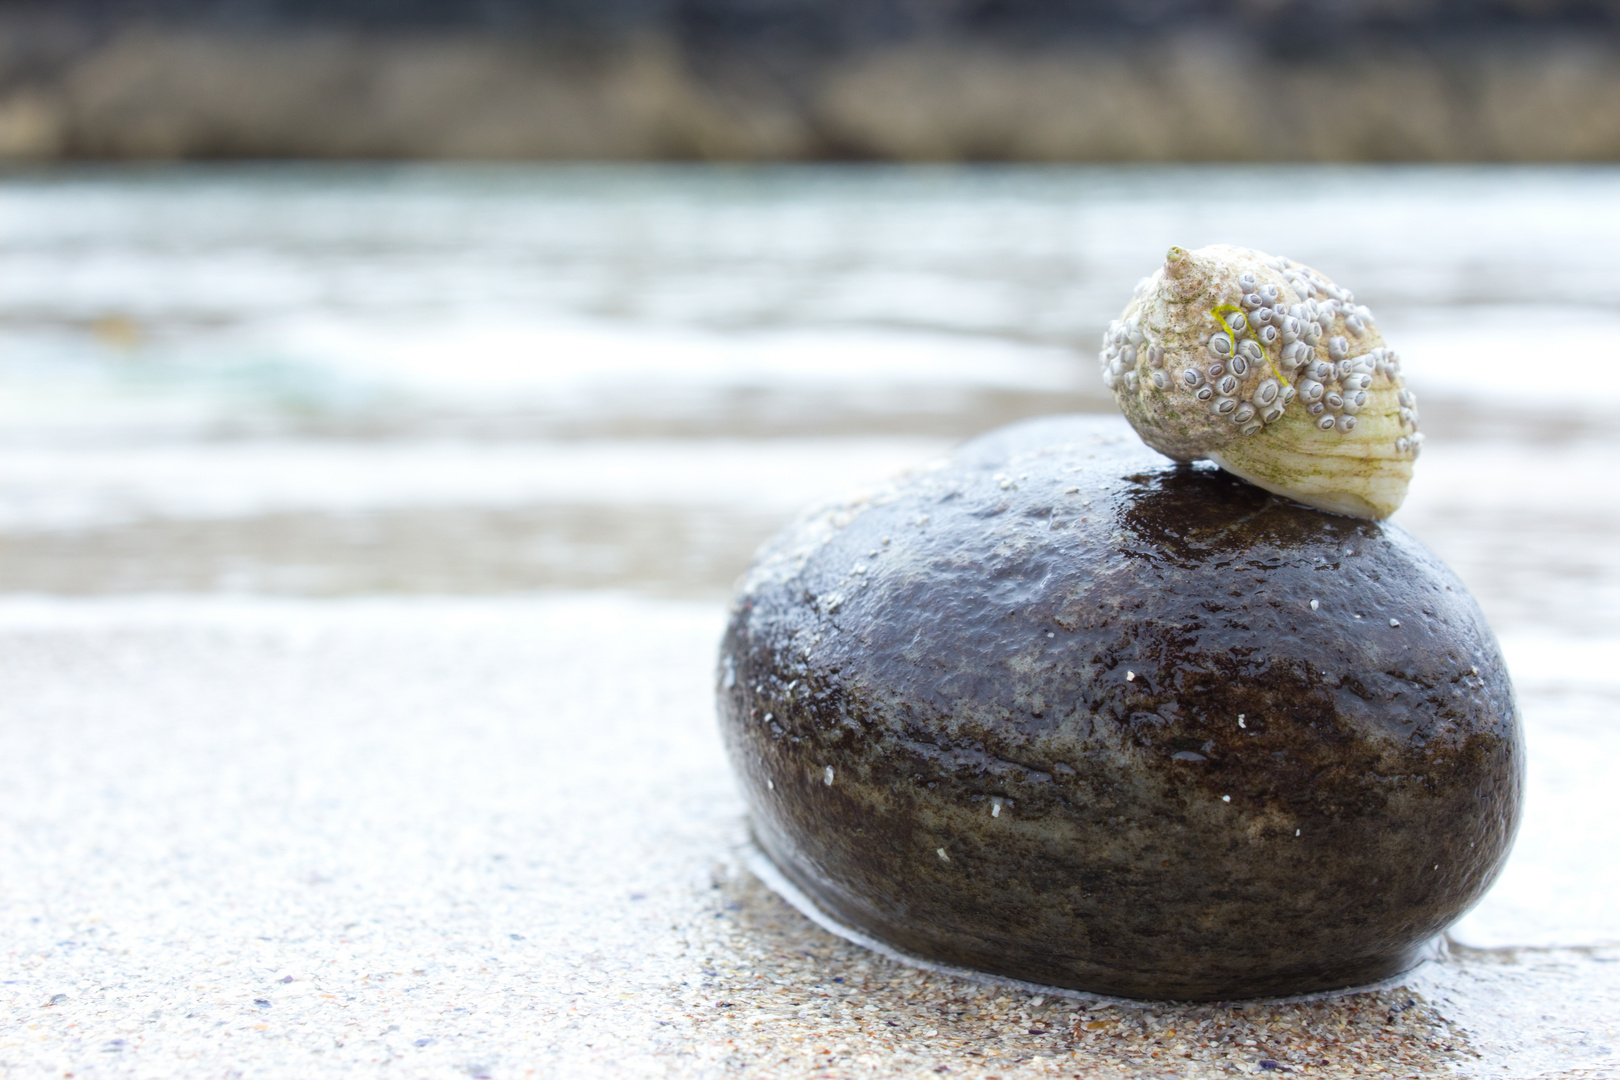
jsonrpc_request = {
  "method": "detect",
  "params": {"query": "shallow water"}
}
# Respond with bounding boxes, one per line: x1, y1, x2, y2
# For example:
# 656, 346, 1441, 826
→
1, 165, 1617, 1077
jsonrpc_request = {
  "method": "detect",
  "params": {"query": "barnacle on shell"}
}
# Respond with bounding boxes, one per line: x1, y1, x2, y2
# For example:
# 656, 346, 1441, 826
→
1099, 244, 1420, 519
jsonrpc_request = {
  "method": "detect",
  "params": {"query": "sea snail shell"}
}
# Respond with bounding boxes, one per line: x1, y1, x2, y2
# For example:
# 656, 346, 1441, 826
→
1100, 244, 1421, 519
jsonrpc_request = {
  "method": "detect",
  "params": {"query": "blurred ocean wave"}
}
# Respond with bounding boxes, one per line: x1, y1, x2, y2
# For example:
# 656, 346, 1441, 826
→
4, 164, 1619, 621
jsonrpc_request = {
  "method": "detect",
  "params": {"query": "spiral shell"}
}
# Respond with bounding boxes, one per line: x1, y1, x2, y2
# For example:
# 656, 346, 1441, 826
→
1098, 244, 1420, 519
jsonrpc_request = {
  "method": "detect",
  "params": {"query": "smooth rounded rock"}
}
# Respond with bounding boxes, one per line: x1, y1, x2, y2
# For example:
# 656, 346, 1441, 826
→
718, 415, 1522, 1001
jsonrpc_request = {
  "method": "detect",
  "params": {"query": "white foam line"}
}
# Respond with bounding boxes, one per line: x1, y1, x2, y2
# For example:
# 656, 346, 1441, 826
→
1500, 635, 1620, 693
0, 437, 950, 530
1394, 306, 1620, 414
276, 318, 1085, 398
0, 591, 723, 632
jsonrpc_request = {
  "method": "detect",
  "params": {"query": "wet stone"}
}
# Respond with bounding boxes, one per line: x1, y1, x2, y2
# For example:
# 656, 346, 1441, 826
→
718, 415, 1523, 1001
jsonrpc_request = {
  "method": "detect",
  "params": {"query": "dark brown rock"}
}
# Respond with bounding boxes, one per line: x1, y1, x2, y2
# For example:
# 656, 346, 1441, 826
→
718, 415, 1522, 1001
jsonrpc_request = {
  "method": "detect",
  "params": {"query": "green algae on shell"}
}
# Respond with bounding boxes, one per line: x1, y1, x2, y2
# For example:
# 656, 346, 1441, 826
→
1100, 244, 1421, 520
718, 416, 1520, 1001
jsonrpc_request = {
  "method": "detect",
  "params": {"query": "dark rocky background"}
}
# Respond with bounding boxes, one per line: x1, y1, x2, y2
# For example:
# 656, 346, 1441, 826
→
0, 0, 1617, 158
16, 0, 1619, 38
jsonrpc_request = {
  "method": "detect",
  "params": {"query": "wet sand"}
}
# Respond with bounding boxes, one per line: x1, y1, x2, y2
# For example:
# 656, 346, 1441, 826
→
1, 598, 1616, 1079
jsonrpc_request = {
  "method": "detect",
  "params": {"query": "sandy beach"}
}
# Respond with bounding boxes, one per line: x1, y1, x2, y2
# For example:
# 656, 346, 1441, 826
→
2, 165, 1618, 1077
